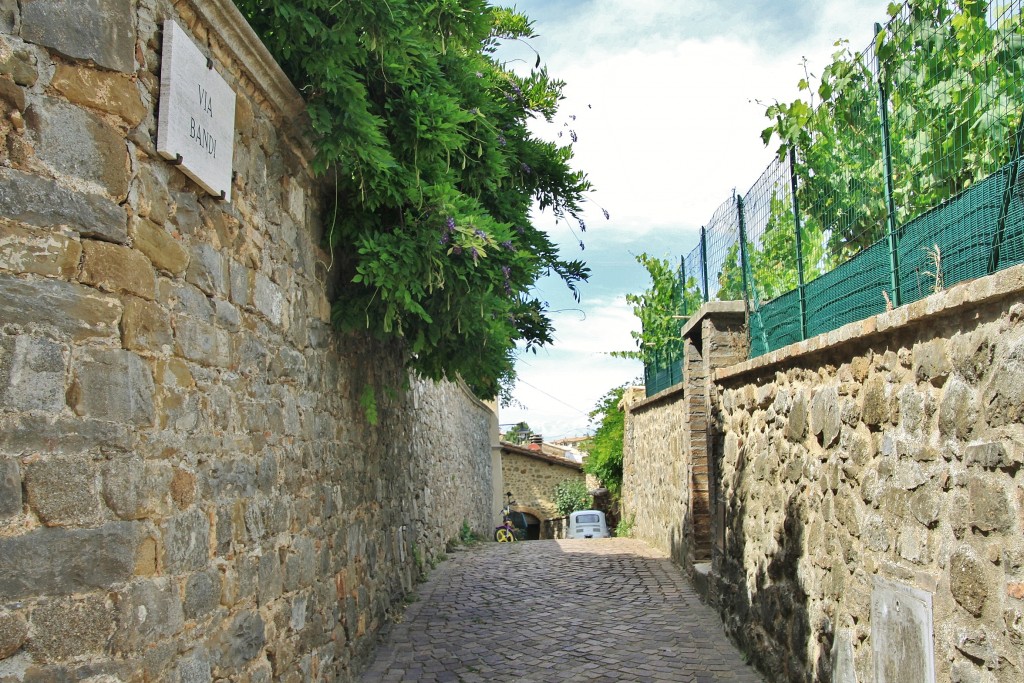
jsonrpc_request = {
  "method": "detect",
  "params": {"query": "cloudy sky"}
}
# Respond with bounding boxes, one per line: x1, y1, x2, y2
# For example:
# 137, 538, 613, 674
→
497, 0, 894, 439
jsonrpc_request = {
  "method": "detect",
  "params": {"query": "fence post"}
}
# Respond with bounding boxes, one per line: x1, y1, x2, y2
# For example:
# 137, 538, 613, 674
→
875, 22, 902, 308
699, 226, 709, 303
680, 256, 689, 316
788, 147, 808, 341
736, 194, 751, 309
989, 113, 1024, 273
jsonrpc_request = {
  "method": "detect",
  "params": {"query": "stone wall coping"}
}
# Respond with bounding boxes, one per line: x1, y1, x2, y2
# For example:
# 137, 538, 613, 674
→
454, 376, 498, 421
187, 0, 312, 155
716, 262, 1024, 385
680, 300, 746, 340
500, 441, 583, 471
627, 382, 685, 414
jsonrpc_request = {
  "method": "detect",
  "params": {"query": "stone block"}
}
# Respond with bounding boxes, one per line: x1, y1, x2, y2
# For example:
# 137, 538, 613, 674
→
155, 358, 194, 390
254, 272, 284, 326
101, 456, 172, 520
965, 441, 1018, 470
131, 217, 189, 275
183, 570, 220, 621
173, 317, 230, 368
0, 522, 140, 600
256, 551, 283, 606
80, 240, 156, 300
0, 413, 130, 456
0, 274, 121, 344
809, 386, 840, 447
111, 579, 185, 655
135, 165, 172, 226
0, 167, 127, 244
0, 44, 37, 86
214, 299, 240, 332
185, 243, 228, 297
23, 458, 101, 527
0, 608, 28, 659
176, 648, 213, 683
861, 374, 889, 427
0, 0, 16, 33
0, 335, 66, 412
27, 97, 130, 200
939, 376, 978, 440
211, 610, 265, 671
21, 0, 134, 73
0, 457, 21, 517
229, 259, 251, 308
950, 545, 990, 617
914, 339, 951, 385
164, 280, 213, 321
170, 467, 196, 509
27, 593, 113, 661
50, 63, 146, 126
0, 73, 26, 112
0, 222, 82, 279
163, 508, 210, 574
284, 537, 316, 592
968, 476, 1012, 533
121, 296, 172, 352
68, 348, 155, 425
272, 347, 305, 380
982, 343, 1024, 428
786, 391, 808, 442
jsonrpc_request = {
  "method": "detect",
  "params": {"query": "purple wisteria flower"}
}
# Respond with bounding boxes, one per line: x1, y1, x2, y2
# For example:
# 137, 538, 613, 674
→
474, 229, 486, 238
446, 216, 456, 230
520, 163, 531, 174
452, 245, 463, 255
498, 135, 506, 147
500, 240, 514, 251
470, 246, 479, 263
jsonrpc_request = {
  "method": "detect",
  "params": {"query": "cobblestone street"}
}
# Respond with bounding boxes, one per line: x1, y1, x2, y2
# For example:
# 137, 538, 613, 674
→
359, 539, 764, 682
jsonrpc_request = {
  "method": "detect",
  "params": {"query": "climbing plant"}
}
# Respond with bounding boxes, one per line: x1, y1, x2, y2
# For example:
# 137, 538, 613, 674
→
613, 253, 701, 366
759, 0, 1024, 263
581, 383, 628, 498
233, 0, 595, 400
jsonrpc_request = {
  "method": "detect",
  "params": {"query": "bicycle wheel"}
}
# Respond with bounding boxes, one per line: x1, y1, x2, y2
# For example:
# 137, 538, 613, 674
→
495, 528, 515, 543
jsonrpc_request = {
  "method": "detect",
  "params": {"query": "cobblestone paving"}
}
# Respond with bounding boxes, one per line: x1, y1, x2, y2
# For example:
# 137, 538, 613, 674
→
359, 539, 764, 682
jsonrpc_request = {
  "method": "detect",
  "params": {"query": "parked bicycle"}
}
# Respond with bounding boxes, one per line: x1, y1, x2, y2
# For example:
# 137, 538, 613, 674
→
494, 492, 524, 542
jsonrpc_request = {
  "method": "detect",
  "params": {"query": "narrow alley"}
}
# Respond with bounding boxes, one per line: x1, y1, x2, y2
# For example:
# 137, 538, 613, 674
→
359, 539, 764, 682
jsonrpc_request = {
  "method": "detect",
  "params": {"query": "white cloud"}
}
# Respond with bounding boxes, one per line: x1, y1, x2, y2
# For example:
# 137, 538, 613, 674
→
498, 0, 896, 437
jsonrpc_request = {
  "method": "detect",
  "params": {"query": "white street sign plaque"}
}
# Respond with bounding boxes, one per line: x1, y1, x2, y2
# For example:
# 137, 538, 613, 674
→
157, 20, 236, 201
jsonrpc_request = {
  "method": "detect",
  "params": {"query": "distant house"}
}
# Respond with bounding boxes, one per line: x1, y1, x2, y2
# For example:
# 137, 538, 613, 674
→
499, 441, 584, 539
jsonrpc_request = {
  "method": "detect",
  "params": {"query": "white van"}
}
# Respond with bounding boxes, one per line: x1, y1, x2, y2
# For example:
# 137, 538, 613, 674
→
568, 510, 610, 539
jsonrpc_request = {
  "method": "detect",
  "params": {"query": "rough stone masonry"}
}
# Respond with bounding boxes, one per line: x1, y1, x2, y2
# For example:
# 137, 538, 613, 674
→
0, 1, 495, 680
622, 267, 1024, 683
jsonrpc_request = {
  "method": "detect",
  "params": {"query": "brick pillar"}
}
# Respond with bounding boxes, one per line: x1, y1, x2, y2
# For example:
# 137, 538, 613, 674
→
681, 302, 748, 566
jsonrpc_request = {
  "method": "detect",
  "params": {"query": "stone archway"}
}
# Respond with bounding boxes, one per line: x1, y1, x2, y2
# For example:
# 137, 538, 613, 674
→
510, 505, 544, 540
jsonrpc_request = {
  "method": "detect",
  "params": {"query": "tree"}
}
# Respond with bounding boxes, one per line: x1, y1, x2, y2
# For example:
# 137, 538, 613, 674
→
553, 479, 592, 516
581, 383, 628, 498
233, 1, 597, 401
501, 421, 531, 443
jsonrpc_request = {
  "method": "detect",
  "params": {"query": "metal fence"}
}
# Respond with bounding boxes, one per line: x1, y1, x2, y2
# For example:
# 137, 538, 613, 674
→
645, 0, 1024, 395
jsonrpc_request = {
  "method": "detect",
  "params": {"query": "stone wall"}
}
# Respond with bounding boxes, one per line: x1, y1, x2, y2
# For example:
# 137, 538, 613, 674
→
713, 266, 1024, 683
0, 1, 494, 680
621, 385, 688, 565
500, 445, 583, 521
622, 304, 746, 569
